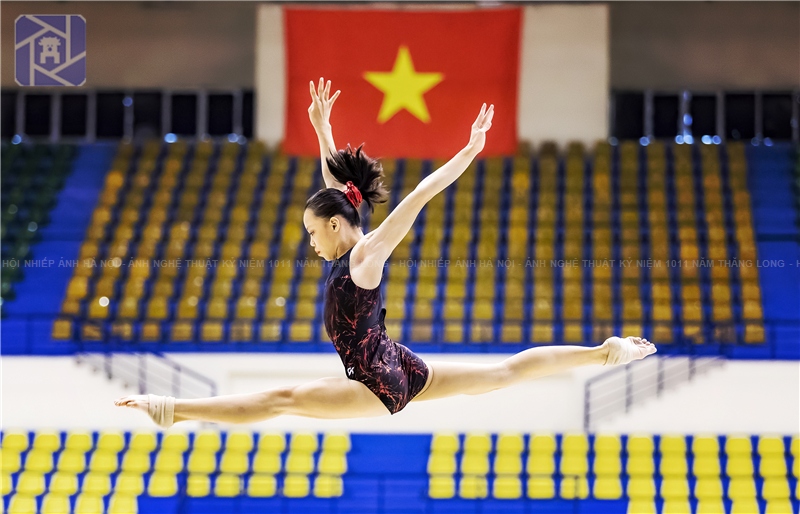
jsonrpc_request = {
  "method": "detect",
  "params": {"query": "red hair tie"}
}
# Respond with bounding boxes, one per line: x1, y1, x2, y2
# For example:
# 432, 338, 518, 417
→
344, 181, 363, 209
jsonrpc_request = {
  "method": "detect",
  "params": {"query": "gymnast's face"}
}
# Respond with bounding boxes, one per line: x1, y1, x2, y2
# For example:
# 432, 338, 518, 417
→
303, 209, 342, 261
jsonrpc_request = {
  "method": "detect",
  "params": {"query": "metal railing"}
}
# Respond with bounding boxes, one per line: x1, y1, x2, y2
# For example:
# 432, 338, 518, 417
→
75, 351, 217, 399
583, 354, 725, 432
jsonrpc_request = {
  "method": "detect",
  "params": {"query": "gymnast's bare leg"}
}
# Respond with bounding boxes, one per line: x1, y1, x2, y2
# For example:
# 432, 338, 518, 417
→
114, 336, 654, 426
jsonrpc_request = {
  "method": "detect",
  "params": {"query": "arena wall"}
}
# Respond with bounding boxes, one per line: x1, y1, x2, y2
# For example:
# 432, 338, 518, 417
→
3, 355, 797, 435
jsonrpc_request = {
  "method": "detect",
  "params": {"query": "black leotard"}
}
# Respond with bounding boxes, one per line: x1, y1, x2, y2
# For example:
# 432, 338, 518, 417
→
323, 247, 429, 414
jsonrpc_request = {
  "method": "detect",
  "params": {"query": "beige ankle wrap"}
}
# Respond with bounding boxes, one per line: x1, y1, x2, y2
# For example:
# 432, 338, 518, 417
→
147, 394, 176, 428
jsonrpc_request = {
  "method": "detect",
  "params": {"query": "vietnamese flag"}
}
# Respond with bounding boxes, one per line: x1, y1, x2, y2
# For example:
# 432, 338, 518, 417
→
283, 7, 521, 159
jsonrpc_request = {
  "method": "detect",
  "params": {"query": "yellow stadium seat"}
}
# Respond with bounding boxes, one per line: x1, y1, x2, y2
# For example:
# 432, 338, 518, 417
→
148, 472, 178, 497
25, 449, 54, 473
258, 433, 286, 454
530, 434, 556, 454
627, 435, 654, 455
493, 476, 522, 499
464, 433, 492, 453
627, 500, 656, 514
74, 493, 103, 514
89, 449, 119, 474
187, 474, 210, 497
562, 434, 589, 454
219, 452, 249, 475
193, 431, 222, 453
527, 453, 555, 475
695, 477, 724, 499
766, 500, 794, 514
108, 494, 138, 514
65, 432, 93, 452
321, 433, 351, 453
693, 456, 721, 477
626, 455, 655, 477
121, 450, 151, 474
8, 494, 36, 514
559, 476, 588, 499
693, 436, 720, 456
41, 493, 70, 514
201, 321, 224, 341
56, 449, 86, 473
317, 452, 347, 475
725, 436, 753, 456
593, 477, 622, 499
252, 452, 281, 475
497, 433, 525, 454
431, 433, 460, 454
726, 456, 754, 477
82, 472, 111, 496
762, 477, 790, 500
2, 450, 21, 473
16, 471, 45, 496
728, 477, 757, 500
428, 452, 457, 475
761, 456, 788, 477
594, 434, 622, 454
660, 455, 688, 477
153, 450, 183, 473
285, 453, 314, 474
661, 477, 689, 499
731, 499, 760, 514
660, 435, 687, 455
2, 432, 30, 452
283, 474, 310, 498
48, 471, 78, 495
214, 474, 241, 497
593, 454, 621, 476
313, 474, 343, 498
627, 477, 656, 500
96, 432, 124, 453
662, 499, 691, 514
115, 472, 145, 496
758, 436, 785, 457
461, 452, 490, 475
247, 474, 277, 497
188, 451, 217, 474
494, 453, 522, 475
560, 455, 588, 475
528, 477, 556, 500
459, 475, 488, 499
429, 475, 455, 499
289, 433, 318, 453
2, 472, 11, 495
161, 433, 189, 452
226, 432, 255, 453
697, 499, 726, 514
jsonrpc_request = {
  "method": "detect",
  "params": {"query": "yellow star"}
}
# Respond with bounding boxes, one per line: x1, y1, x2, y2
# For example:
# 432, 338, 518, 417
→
363, 46, 444, 124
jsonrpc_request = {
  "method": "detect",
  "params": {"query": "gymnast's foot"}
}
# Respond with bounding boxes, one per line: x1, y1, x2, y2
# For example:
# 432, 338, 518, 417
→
602, 336, 657, 366
115, 394, 176, 428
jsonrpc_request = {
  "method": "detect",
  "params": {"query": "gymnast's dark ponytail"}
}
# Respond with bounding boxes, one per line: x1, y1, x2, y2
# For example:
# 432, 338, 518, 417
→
305, 144, 390, 227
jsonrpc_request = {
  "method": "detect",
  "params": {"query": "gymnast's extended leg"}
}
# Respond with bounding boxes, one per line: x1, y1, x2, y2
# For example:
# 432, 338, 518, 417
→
114, 376, 389, 427
413, 336, 656, 402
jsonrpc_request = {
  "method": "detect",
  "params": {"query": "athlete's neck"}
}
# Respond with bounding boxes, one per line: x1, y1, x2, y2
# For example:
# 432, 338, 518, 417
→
333, 233, 364, 260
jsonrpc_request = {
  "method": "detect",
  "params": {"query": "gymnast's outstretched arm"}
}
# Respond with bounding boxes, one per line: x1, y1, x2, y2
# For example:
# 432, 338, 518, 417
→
308, 78, 343, 189
360, 103, 494, 267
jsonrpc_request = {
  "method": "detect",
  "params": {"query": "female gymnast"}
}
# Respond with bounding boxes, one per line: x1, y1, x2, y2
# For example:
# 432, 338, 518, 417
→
115, 78, 656, 428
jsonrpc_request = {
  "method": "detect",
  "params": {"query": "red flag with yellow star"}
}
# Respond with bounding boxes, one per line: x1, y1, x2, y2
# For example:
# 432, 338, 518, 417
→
283, 7, 521, 158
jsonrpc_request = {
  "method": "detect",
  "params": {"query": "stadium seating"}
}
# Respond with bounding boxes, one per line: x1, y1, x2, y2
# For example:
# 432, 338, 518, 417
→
3, 430, 797, 513
50, 139, 767, 348
0, 143, 75, 304
1, 429, 351, 513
